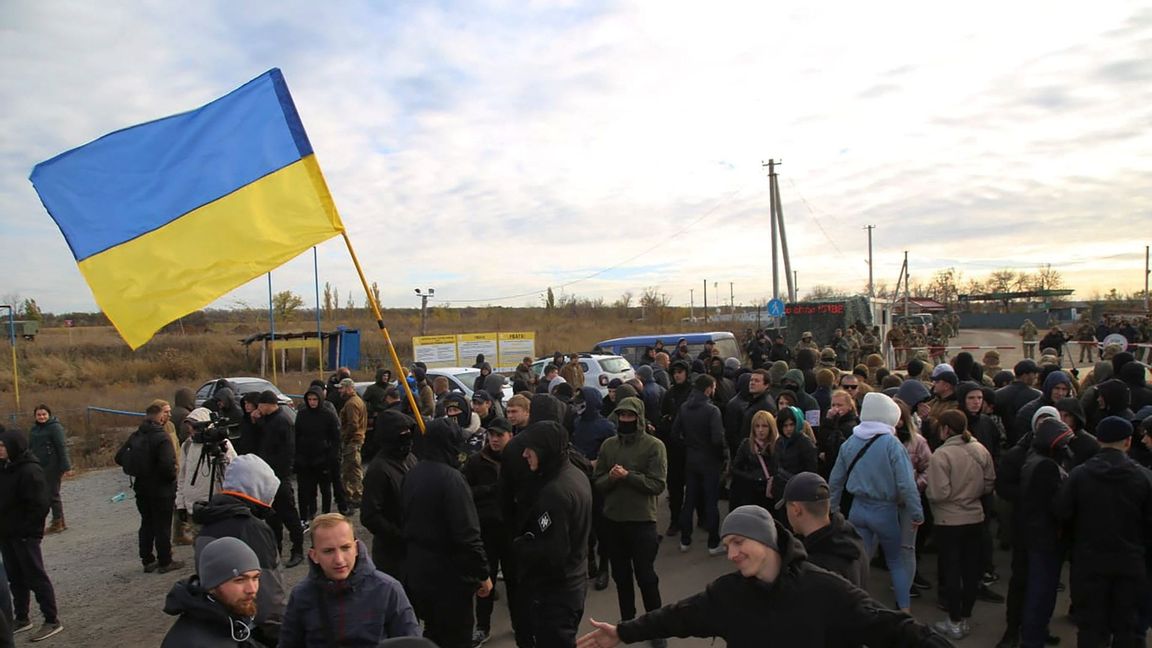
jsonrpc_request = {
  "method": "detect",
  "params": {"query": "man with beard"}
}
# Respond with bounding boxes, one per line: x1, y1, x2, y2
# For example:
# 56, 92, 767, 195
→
514, 421, 593, 648
193, 454, 286, 647
161, 536, 261, 647
361, 410, 419, 581
402, 419, 492, 648
281, 514, 420, 647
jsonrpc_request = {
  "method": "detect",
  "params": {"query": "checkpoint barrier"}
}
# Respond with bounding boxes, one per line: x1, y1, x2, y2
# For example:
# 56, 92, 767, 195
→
86, 405, 145, 435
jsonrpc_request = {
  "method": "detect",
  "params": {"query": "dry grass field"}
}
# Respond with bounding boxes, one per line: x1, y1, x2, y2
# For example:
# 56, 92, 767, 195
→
0, 304, 725, 468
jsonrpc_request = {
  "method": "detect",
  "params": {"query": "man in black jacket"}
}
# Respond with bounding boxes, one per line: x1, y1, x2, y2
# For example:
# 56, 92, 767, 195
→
132, 402, 185, 575
1054, 416, 1152, 648
996, 360, 1043, 446
0, 429, 62, 642
193, 454, 286, 646
657, 361, 692, 537
517, 421, 593, 648
464, 417, 512, 647
778, 472, 868, 588
674, 375, 727, 555
253, 391, 303, 568
161, 536, 262, 647
576, 505, 950, 648
361, 410, 418, 581
402, 418, 492, 648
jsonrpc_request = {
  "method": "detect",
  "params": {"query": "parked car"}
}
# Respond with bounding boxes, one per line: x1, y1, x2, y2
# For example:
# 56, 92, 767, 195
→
594, 331, 741, 367
194, 377, 294, 408
531, 353, 634, 396
895, 314, 934, 335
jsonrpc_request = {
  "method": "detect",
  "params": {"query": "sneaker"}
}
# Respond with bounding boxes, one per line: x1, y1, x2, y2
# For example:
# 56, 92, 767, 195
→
678, 542, 690, 553
286, 552, 304, 569
471, 629, 490, 648
977, 584, 1005, 603
982, 571, 1000, 585
143, 561, 160, 573
960, 619, 971, 635
30, 621, 63, 642
594, 568, 610, 591
157, 559, 186, 574
13, 618, 33, 633
912, 573, 932, 590
707, 545, 725, 557
933, 619, 967, 640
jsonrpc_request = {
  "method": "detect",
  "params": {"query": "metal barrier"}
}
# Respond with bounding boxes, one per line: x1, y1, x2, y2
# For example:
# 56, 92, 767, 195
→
85, 405, 145, 435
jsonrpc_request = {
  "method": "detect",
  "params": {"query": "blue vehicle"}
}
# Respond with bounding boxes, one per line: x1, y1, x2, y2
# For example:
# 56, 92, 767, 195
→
594, 331, 741, 367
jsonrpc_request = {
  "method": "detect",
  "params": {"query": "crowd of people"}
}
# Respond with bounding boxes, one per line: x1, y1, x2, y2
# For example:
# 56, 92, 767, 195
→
2, 320, 1151, 647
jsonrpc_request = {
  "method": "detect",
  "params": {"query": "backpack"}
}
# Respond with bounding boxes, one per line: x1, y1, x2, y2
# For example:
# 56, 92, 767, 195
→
115, 428, 153, 478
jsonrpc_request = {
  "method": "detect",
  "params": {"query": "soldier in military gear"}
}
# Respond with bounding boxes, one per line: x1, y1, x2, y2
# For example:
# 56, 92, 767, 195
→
937, 317, 954, 342
887, 326, 906, 367
1074, 317, 1097, 363
860, 326, 881, 358
795, 332, 820, 355
1019, 319, 1038, 359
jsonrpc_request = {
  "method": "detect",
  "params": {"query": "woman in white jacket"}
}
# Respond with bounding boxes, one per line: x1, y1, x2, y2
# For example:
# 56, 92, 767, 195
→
174, 407, 237, 543
925, 409, 995, 640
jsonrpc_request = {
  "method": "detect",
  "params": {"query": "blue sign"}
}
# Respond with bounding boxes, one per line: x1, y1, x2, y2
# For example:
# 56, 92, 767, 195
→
767, 299, 785, 317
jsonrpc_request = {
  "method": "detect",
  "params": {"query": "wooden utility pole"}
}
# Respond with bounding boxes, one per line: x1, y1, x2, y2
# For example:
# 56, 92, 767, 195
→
864, 225, 875, 298
703, 279, 708, 324
765, 160, 780, 300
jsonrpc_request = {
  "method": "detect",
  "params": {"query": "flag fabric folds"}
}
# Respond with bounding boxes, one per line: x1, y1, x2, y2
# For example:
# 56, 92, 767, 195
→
29, 68, 344, 349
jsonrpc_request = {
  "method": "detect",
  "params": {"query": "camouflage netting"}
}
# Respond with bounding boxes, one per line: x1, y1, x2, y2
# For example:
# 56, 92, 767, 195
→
776, 296, 873, 348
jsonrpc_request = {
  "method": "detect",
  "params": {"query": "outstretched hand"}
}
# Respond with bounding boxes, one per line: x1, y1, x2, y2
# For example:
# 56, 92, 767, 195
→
577, 618, 621, 648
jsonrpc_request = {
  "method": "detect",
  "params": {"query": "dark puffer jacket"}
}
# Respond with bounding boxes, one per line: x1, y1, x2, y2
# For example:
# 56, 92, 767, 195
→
674, 389, 727, 472
280, 540, 421, 647
28, 416, 70, 476
799, 512, 869, 588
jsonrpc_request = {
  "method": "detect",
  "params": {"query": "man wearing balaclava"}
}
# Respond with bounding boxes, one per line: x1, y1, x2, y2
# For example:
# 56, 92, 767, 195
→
361, 410, 418, 580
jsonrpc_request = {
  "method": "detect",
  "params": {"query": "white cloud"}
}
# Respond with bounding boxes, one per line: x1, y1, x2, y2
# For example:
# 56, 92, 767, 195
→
0, 0, 1149, 319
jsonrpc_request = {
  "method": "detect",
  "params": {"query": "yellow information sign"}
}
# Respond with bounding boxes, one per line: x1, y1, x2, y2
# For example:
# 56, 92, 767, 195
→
412, 335, 459, 368
498, 331, 536, 368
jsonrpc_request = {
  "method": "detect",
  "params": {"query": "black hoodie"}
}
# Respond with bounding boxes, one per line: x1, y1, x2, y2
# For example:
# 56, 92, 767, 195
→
514, 421, 592, 590
1054, 447, 1152, 574
294, 386, 340, 469
800, 511, 869, 588
161, 576, 259, 647
0, 429, 49, 539
362, 410, 418, 578
1119, 362, 1152, 413
401, 419, 488, 593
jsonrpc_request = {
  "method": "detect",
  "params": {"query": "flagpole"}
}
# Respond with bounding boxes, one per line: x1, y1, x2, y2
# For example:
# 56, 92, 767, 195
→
313, 246, 324, 380
267, 273, 277, 385
340, 231, 426, 433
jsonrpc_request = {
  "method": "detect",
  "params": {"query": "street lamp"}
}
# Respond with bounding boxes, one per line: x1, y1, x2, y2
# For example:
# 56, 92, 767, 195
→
414, 288, 435, 335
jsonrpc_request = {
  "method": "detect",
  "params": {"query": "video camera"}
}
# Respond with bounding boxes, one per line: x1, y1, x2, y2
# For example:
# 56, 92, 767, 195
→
189, 411, 240, 458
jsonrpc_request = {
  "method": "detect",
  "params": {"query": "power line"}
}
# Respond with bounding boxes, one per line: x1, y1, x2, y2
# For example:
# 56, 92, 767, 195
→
786, 177, 845, 256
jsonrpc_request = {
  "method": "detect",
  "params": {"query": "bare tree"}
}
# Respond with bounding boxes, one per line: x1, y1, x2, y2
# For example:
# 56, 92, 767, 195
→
804, 285, 848, 300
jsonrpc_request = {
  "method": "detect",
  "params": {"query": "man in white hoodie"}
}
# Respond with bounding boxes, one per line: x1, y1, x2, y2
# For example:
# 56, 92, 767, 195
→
827, 392, 923, 613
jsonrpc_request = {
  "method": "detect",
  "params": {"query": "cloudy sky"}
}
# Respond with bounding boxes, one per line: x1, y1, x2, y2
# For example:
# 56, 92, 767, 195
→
2, 1, 1149, 316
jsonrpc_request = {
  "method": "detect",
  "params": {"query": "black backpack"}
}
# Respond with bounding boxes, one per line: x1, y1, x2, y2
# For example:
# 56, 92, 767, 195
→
115, 428, 153, 478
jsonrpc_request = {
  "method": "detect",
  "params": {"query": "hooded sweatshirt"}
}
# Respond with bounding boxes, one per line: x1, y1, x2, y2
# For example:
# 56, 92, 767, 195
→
800, 512, 869, 588
572, 386, 616, 460
280, 540, 420, 647
827, 397, 923, 523
193, 454, 285, 641
172, 387, 197, 441
161, 575, 260, 648
0, 429, 49, 539
514, 422, 592, 590
1014, 371, 1073, 438
1119, 361, 1152, 412
361, 411, 418, 578
594, 397, 668, 522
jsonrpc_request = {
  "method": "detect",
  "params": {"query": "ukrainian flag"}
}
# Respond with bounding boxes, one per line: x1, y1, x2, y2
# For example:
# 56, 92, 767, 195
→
29, 68, 344, 349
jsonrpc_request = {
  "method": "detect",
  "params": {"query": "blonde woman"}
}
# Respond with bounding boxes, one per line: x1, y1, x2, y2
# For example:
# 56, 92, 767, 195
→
819, 390, 859, 477
729, 410, 779, 511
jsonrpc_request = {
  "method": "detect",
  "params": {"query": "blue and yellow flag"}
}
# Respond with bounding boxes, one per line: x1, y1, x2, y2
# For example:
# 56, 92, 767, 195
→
29, 68, 344, 349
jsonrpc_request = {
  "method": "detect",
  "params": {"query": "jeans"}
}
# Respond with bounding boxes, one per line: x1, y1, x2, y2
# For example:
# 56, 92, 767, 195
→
936, 523, 983, 621
849, 497, 914, 609
603, 520, 662, 620
0, 537, 57, 624
679, 468, 721, 547
1021, 547, 1061, 648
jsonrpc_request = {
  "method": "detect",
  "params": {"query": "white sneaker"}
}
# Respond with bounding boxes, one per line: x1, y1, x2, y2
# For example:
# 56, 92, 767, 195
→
707, 545, 725, 557
678, 542, 690, 553
932, 619, 967, 640
471, 629, 490, 648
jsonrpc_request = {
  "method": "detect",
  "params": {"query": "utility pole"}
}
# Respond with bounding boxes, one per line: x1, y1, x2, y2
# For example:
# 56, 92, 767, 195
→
793, 271, 799, 298
703, 279, 708, 324
729, 281, 735, 316
903, 252, 910, 316
772, 173, 796, 302
414, 288, 435, 335
764, 160, 779, 300
690, 289, 695, 322
1145, 245, 1150, 312
864, 225, 875, 298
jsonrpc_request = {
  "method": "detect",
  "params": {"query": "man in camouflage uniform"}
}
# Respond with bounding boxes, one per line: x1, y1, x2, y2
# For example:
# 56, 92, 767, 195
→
887, 325, 906, 367
1074, 316, 1097, 363
860, 326, 881, 359
795, 331, 820, 355
846, 328, 862, 368
1019, 319, 1038, 359
937, 317, 954, 342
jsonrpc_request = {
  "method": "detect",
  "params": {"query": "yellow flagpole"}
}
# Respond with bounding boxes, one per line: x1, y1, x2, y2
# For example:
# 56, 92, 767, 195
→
339, 231, 426, 434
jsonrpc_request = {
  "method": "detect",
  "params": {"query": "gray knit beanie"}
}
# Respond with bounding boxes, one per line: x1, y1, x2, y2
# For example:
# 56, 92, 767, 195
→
720, 505, 778, 551
198, 536, 260, 590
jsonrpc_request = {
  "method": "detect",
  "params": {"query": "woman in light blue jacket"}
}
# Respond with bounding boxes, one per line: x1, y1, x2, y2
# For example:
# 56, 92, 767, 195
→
829, 392, 923, 612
